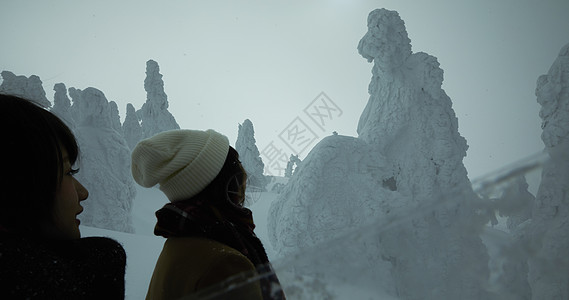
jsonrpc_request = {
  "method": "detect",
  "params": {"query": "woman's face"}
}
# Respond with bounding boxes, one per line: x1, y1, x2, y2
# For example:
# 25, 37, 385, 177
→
48, 148, 89, 239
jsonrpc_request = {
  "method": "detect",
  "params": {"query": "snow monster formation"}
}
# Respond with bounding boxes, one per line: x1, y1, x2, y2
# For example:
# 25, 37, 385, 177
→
122, 103, 143, 150
268, 9, 490, 299
51, 83, 75, 128
68, 87, 85, 123
109, 101, 122, 134
528, 42, 569, 300
72, 87, 136, 233
0, 71, 51, 108
235, 119, 267, 191
138, 60, 179, 139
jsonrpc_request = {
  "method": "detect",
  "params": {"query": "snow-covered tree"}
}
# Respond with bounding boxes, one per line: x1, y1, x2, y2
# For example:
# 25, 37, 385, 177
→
528, 42, 569, 300
109, 101, 122, 134
122, 103, 143, 150
284, 154, 301, 178
235, 119, 267, 191
69, 87, 84, 124
73, 87, 136, 233
51, 83, 75, 128
269, 9, 490, 299
495, 176, 534, 231
0, 71, 51, 108
138, 60, 179, 138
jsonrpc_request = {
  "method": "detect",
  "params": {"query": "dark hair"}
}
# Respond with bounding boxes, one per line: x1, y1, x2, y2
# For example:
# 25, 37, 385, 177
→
0, 94, 79, 235
197, 146, 248, 208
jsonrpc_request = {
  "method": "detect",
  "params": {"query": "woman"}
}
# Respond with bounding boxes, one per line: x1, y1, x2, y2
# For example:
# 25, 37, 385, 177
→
0, 94, 126, 299
131, 129, 285, 299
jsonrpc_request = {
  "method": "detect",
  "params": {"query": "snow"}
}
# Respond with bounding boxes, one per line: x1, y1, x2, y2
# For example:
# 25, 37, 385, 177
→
0, 8, 567, 299
130, 185, 168, 236
138, 59, 180, 139
72, 87, 136, 233
0, 70, 51, 108
269, 9, 489, 299
235, 119, 268, 191
51, 83, 74, 128
109, 101, 123, 134
268, 134, 389, 257
527, 42, 569, 299
123, 103, 143, 150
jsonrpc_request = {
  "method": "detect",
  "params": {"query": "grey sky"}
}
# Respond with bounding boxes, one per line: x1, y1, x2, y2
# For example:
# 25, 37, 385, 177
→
1, 0, 568, 179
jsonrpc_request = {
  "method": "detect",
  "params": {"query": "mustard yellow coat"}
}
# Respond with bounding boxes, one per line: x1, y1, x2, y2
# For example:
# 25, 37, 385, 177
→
146, 237, 263, 300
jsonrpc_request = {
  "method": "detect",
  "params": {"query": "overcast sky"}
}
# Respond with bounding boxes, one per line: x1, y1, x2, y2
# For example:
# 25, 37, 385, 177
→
1, 0, 568, 179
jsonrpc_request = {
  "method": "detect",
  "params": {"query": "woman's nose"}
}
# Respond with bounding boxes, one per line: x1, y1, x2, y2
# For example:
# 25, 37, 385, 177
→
74, 178, 89, 201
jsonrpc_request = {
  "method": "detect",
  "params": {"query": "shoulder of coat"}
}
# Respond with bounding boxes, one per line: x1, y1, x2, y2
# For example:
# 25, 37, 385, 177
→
164, 237, 244, 256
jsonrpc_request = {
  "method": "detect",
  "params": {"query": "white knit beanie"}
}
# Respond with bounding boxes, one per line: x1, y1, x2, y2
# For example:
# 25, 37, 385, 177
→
131, 129, 230, 202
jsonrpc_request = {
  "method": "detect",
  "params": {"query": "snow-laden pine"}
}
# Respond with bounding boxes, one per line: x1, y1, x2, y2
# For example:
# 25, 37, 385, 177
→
268, 9, 491, 299
51, 83, 75, 128
235, 119, 268, 191
123, 103, 143, 150
109, 101, 122, 134
0, 71, 51, 108
528, 42, 569, 300
71, 87, 136, 233
138, 60, 179, 139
